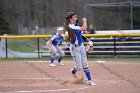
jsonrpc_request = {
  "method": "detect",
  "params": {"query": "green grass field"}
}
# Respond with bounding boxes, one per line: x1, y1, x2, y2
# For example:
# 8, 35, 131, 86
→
7, 38, 47, 52
7, 39, 41, 52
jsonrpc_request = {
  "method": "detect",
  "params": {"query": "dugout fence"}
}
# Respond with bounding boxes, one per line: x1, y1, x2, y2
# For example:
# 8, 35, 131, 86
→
0, 33, 140, 58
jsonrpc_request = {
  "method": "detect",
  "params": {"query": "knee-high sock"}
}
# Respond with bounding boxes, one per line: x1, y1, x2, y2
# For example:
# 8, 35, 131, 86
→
83, 67, 92, 80
58, 56, 62, 63
50, 52, 56, 64
50, 57, 54, 64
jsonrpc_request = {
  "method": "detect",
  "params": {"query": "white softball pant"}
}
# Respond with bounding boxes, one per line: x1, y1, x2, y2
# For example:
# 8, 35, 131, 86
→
70, 43, 88, 70
47, 45, 65, 58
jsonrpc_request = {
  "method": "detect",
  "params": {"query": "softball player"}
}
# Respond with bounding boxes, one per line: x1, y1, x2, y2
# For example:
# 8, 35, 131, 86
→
65, 12, 96, 85
46, 26, 65, 67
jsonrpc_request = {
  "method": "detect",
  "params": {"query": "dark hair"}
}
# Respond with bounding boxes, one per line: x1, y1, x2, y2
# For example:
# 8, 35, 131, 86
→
65, 12, 76, 43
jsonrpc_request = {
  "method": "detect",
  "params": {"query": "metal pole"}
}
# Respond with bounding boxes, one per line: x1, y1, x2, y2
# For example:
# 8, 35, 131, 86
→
130, 2, 133, 30
113, 36, 116, 57
5, 38, 8, 59
37, 38, 40, 58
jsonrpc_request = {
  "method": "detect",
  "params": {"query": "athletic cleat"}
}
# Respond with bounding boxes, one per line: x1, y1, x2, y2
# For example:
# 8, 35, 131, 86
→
87, 80, 96, 86
70, 69, 77, 78
49, 63, 56, 67
58, 62, 64, 66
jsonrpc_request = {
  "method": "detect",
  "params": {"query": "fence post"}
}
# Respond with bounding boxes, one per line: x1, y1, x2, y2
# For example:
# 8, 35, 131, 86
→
113, 36, 116, 57
5, 38, 8, 59
37, 38, 40, 58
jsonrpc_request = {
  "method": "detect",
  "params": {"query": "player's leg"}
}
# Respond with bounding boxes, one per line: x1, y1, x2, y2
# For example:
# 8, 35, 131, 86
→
81, 44, 96, 85
47, 45, 57, 66
55, 46, 65, 65
70, 45, 82, 77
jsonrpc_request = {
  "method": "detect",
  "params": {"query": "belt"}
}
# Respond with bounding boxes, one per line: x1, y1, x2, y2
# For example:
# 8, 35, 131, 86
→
74, 44, 81, 47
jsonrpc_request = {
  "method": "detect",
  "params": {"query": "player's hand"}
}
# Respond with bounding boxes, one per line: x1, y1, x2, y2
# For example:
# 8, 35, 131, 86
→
82, 18, 87, 22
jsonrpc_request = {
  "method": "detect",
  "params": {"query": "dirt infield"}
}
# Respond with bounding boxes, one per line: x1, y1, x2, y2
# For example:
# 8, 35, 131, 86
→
0, 60, 140, 93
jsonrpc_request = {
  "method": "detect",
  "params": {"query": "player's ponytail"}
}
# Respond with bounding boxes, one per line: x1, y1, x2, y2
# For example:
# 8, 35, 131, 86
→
65, 12, 76, 43
65, 19, 76, 43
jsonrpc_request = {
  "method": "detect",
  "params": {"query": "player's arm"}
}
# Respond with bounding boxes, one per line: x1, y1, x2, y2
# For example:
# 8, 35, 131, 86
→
46, 35, 56, 51
70, 18, 87, 31
80, 18, 87, 31
82, 35, 93, 45
82, 35, 93, 53
46, 39, 53, 51
82, 35, 90, 42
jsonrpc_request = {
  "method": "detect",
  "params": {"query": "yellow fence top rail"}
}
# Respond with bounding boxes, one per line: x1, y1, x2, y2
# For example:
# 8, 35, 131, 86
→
0, 34, 140, 39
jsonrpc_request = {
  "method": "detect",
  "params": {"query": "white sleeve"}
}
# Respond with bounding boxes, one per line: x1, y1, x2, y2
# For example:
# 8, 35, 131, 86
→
69, 24, 80, 30
61, 34, 64, 37
50, 35, 57, 41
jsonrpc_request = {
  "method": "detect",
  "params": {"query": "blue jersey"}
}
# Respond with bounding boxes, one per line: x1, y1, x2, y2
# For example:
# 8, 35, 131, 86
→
50, 33, 64, 46
69, 24, 83, 44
